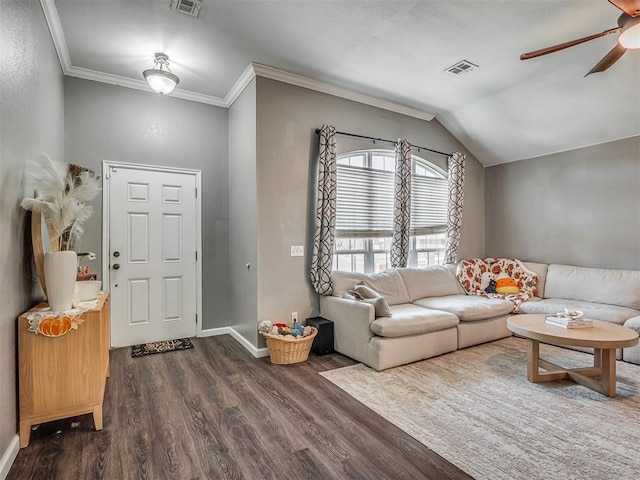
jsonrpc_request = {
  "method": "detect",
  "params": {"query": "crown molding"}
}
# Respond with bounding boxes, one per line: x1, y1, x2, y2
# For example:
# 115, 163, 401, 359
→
40, 0, 71, 73
65, 65, 227, 106
250, 63, 435, 121
224, 63, 259, 107
40, 1, 435, 120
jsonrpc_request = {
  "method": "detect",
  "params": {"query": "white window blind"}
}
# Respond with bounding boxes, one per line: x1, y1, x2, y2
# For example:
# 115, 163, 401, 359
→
336, 165, 394, 237
411, 175, 448, 235
336, 151, 448, 238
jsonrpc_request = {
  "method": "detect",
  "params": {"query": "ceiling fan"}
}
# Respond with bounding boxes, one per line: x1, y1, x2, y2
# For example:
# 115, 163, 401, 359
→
520, 0, 640, 75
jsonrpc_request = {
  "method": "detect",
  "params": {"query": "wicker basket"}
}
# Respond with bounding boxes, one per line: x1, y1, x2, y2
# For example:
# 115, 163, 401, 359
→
262, 327, 318, 364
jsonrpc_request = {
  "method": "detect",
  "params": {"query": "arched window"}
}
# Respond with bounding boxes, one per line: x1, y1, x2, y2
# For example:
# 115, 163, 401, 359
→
334, 149, 447, 273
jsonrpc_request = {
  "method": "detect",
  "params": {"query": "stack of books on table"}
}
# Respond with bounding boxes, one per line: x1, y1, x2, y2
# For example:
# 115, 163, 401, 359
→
545, 315, 593, 329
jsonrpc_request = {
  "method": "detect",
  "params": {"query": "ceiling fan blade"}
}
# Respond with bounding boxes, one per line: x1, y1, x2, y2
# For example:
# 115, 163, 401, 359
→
608, 0, 640, 17
520, 27, 621, 60
585, 43, 627, 75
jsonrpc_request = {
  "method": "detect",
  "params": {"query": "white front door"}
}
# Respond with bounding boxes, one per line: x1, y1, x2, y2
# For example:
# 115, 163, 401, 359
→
105, 163, 199, 348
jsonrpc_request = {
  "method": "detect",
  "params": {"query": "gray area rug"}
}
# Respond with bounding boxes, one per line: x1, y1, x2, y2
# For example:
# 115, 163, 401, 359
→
320, 337, 640, 480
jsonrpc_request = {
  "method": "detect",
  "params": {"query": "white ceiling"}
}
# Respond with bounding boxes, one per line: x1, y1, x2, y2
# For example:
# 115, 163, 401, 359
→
49, 0, 640, 166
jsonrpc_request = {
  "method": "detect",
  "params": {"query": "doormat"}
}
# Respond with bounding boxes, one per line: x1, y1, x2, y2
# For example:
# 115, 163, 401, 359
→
131, 338, 194, 357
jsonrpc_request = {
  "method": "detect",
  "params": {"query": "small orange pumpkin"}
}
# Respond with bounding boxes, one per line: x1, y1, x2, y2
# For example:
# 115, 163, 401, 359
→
39, 315, 73, 337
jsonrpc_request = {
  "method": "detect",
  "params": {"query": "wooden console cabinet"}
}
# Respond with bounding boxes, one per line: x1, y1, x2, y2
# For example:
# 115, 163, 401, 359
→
18, 292, 110, 448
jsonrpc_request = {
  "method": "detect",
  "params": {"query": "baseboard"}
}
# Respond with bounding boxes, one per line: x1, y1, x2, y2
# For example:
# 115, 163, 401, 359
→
200, 326, 234, 337
0, 435, 19, 480
200, 327, 269, 358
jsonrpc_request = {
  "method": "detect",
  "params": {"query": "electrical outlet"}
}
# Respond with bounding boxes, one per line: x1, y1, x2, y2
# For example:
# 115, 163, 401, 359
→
290, 245, 304, 257
291, 312, 298, 324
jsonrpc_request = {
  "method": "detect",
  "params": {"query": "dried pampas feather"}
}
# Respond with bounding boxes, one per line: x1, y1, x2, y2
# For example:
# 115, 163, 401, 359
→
21, 154, 100, 250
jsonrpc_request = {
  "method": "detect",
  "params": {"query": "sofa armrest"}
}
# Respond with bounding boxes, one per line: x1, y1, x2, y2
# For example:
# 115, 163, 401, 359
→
319, 295, 375, 365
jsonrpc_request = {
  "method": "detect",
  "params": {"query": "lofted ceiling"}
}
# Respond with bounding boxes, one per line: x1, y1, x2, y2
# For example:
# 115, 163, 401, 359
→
48, 0, 640, 166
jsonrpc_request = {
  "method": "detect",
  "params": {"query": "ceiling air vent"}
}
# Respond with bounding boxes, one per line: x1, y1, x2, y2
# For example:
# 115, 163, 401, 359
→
445, 60, 478, 76
171, 0, 203, 17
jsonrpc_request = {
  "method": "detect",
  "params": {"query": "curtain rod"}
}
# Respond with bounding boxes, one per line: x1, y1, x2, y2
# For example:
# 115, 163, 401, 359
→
314, 129, 452, 158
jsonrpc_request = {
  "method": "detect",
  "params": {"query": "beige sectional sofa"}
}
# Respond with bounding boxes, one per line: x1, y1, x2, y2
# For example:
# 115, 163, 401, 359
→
319, 262, 640, 370
518, 263, 640, 362
319, 265, 513, 370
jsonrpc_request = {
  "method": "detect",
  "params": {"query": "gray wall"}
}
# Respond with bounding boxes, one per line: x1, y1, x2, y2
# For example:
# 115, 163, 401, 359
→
0, 0, 65, 463
486, 136, 640, 270
254, 77, 485, 335
228, 80, 258, 344
64, 77, 230, 329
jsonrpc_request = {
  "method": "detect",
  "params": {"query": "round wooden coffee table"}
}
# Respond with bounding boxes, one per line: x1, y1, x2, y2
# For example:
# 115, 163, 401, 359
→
507, 314, 639, 397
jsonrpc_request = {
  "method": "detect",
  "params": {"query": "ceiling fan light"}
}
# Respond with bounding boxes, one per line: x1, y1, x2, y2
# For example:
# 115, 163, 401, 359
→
142, 53, 180, 94
619, 19, 640, 49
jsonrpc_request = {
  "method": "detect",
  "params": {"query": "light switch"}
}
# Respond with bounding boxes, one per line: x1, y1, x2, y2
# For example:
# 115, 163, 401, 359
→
291, 245, 304, 257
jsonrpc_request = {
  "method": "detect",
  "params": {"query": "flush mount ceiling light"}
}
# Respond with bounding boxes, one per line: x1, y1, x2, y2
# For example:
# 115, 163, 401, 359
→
142, 52, 180, 95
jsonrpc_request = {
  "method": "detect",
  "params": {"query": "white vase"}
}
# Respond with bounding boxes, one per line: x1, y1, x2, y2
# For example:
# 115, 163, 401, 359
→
44, 251, 78, 312
72, 282, 80, 308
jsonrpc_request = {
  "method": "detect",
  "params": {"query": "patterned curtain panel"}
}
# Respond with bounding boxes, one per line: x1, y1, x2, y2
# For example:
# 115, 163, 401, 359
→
390, 139, 412, 268
310, 124, 337, 295
444, 152, 466, 264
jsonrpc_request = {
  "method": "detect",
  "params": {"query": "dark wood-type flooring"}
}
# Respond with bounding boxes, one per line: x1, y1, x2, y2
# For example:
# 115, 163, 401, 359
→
8, 335, 472, 480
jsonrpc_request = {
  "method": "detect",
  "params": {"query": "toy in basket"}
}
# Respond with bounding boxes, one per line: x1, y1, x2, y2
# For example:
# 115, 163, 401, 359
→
258, 320, 318, 364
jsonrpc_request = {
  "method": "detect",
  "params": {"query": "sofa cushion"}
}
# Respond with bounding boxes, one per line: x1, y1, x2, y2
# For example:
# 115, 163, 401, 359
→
370, 304, 459, 338
345, 284, 392, 317
343, 293, 393, 318
331, 269, 410, 305
413, 295, 514, 321
544, 264, 640, 310
445, 263, 467, 294
349, 284, 380, 299
471, 291, 531, 313
518, 298, 640, 325
522, 262, 548, 298
623, 315, 640, 334
621, 316, 640, 364
365, 297, 393, 318
398, 266, 460, 302
332, 271, 370, 297
623, 317, 640, 363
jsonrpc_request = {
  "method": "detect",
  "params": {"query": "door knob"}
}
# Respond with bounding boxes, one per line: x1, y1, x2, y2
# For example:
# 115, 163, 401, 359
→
113, 263, 120, 270
113, 251, 120, 257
